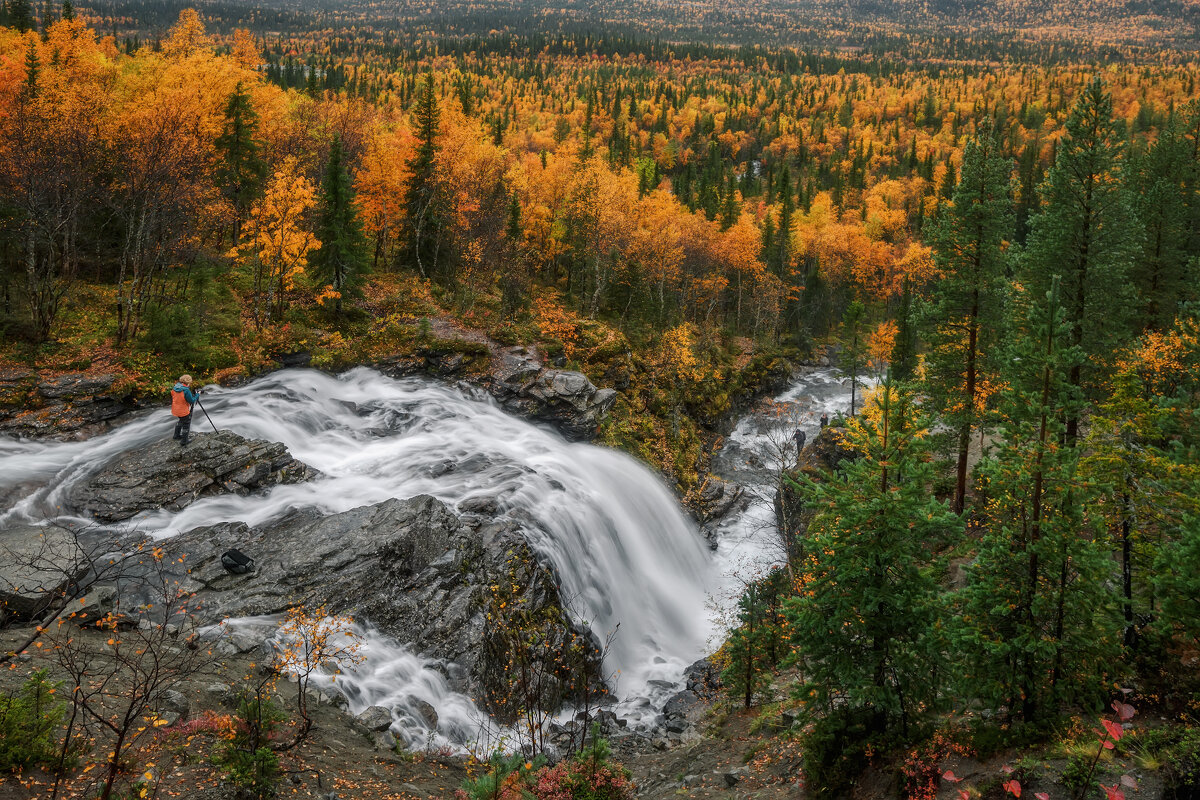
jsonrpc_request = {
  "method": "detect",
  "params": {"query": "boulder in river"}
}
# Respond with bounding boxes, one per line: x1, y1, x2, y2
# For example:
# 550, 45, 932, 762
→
160, 495, 603, 721
692, 478, 744, 523
487, 363, 617, 441
68, 431, 317, 522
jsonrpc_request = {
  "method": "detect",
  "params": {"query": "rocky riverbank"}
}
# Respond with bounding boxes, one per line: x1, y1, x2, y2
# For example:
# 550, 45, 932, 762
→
0, 336, 620, 445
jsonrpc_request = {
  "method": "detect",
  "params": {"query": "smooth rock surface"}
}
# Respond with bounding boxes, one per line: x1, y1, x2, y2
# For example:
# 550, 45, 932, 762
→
68, 430, 317, 522
161, 495, 602, 720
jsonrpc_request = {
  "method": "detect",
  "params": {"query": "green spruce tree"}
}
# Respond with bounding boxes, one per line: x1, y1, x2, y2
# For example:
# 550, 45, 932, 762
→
1129, 107, 1199, 330
214, 82, 267, 245
8, 0, 33, 32
403, 73, 448, 283
785, 381, 960, 737
1022, 76, 1141, 443
922, 123, 1014, 513
312, 135, 368, 318
838, 299, 868, 416
957, 278, 1119, 722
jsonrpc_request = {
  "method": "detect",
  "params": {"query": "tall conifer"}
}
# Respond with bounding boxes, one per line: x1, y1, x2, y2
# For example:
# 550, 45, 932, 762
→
923, 123, 1013, 513
1023, 77, 1140, 442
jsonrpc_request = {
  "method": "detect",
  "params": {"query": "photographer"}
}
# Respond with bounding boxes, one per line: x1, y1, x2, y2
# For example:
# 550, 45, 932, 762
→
170, 374, 203, 447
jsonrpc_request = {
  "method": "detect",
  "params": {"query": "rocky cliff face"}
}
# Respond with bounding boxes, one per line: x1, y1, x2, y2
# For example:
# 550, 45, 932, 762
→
378, 343, 619, 441
485, 363, 618, 442
158, 495, 603, 722
68, 431, 317, 522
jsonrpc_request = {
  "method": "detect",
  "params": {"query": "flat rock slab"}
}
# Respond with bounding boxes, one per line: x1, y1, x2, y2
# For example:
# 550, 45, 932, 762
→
0, 525, 87, 620
68, 430, 317, 522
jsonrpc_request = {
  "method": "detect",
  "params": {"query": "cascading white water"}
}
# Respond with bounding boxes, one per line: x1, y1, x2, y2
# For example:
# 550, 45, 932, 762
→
0, 364, 859, 749
705, 368, 872, 592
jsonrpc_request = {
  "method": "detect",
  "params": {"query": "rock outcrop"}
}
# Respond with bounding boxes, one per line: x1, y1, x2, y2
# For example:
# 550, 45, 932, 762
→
379, 343, 619, 440
775, 425, 860, 554
68, 431, 317, 522
0, 370, 137, 439
485, 352, 617, 441
160, 495, 603, 721
692, 478, 745, 524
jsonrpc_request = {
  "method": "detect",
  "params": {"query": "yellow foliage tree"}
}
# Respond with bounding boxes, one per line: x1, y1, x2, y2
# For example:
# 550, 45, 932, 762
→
162, 9, 209, 59
243, 158, 319, 325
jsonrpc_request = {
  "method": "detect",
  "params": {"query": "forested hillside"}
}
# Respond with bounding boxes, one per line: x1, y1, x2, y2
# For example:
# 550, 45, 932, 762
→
1, 4, 1197, 477
0, 2, 1199, 797
58, 0, 1200, 51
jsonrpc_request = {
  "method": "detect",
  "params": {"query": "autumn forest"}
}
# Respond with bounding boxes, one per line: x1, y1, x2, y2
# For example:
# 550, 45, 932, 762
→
0, 0, 1199, 796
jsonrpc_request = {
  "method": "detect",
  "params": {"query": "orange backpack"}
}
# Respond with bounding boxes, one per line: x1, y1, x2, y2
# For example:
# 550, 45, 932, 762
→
171, 389, 192, 417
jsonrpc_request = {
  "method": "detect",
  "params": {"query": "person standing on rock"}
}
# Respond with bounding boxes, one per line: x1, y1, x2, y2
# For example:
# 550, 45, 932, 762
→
171, 375, 202, 447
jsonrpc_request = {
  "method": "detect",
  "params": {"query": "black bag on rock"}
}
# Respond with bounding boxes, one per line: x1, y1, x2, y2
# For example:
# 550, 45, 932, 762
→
221, 548, 256, 574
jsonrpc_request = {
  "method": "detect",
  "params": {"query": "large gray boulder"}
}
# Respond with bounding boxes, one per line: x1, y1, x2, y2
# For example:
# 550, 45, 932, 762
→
68, 431, 317, 522
162, 495, 603, 721
487, 362, 617, 441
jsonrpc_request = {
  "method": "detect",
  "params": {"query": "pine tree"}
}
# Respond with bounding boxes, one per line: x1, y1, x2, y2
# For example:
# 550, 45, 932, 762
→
774, 164, 794, 276
838, 300, 868, 416
922, 124, 1014, 513
403, 73, 448, 283
957, 279, 1119, 722
214, 82, 267, 245
8, 0, 32, 32
785, 381, 960, 736
59, 0, 72, 21
312, 136, 368, 318
721, 571, 788, 709
21, 35, 38, 99
1129, 108, 1198, 331
38, 0, 51, 39
889, 279, 918, 382
1023, 77, 1141, 443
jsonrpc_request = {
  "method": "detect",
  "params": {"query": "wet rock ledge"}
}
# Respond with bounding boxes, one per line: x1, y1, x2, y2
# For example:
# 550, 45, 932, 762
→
0, 369, 137, 439
68, 430, 317, 523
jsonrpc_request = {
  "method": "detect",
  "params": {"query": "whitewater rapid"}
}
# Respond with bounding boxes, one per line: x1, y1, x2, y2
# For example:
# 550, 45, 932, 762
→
0, 365, 858, 750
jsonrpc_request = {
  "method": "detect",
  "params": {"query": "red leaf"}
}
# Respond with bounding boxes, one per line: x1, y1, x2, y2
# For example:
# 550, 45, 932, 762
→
1102, 719, 1125, 741
1003, 779, 1022, 797
1103, 740, 1115, 750
1111, 701, 1136, 721
943, 770, 964, 783
1121, 775, 1138, 789
958, 792, 970, 800
1102, 784, 1125, 800
1001, 764, 1015, 774
1035, 794, 1050, 800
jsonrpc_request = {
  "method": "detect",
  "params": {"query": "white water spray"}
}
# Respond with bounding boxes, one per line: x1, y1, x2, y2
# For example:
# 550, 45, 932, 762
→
0, 365, 858, 747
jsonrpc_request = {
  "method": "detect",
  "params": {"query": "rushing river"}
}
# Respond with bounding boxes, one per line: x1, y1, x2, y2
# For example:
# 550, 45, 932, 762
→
0, 365, 856, 749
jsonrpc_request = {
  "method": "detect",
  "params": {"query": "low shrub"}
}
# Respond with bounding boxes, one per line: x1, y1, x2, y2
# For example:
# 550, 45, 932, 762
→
800, 707, 881, 800
214, 692, 287, 799
0, 669, 67, 773
458, 730, 634, 800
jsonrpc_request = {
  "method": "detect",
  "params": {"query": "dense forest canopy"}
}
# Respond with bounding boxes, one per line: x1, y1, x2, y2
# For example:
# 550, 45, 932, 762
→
0, 0, 1199, 795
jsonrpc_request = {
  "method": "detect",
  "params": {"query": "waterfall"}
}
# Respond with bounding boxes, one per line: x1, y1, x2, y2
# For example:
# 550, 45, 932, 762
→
0, 364, 858, 748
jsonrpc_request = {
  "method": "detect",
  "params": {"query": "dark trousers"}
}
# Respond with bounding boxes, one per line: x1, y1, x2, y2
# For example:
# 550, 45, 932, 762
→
173, 413, 192, 445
